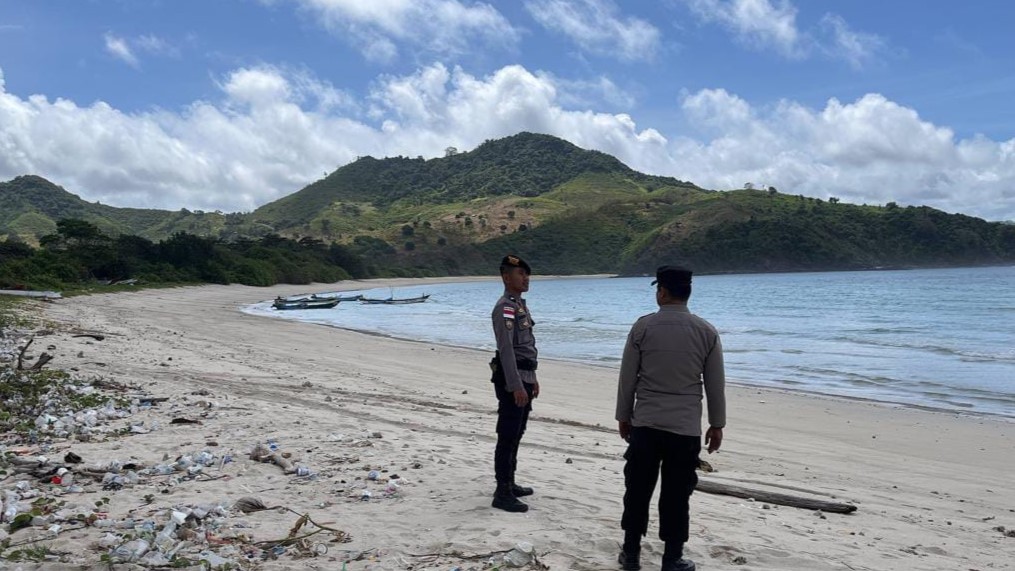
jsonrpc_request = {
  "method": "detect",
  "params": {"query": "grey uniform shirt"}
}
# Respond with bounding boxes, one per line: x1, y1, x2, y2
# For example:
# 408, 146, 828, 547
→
615, 304, 726, 437
492, 292, 538, 392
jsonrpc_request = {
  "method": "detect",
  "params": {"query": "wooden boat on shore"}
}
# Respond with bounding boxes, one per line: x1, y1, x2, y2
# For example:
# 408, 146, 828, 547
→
277, 292, 362, 302
359, 294, 430, 305
331, 294, 363, 302
272, 297, 340, 310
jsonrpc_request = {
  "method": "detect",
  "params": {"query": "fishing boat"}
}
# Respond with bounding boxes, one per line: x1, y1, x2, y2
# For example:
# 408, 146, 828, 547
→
331, 293, 363, 302
359, 294, 430, 305
277, 292, 361, 302
272, 297, 340, 310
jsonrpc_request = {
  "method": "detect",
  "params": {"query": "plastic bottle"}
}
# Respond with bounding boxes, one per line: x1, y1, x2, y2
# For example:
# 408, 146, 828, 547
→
3, 491, 19, 522
154, 521, 177, 551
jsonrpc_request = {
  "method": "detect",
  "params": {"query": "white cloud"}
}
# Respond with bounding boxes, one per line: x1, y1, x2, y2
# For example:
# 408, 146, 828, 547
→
684, 0, 801, 58
0, 63, 1013, 221
286, 0, 520, 63
103, 33, 182, 68
670, 89, 1015, 220
135, 34, 181, 58
541, 73, 637, 110
104, 33, 139, 68
524, 0, 661, 61
818, 14, 885, 70
683, 0, 887, 68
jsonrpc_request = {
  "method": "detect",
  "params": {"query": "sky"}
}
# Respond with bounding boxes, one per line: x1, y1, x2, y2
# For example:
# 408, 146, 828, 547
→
1, 0, 1014, 221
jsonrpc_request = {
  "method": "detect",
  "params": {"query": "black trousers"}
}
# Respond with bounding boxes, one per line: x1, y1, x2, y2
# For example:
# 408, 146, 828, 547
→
493, 380, 533, 486
621, 426, 701, 543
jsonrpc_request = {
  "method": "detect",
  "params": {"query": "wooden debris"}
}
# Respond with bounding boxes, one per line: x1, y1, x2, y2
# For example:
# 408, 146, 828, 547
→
72, 333, 105, 341
696, 479, 858, 513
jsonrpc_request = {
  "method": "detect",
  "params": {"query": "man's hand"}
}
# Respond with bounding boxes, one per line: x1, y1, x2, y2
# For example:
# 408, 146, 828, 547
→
513, 388, 529, 407
705, 426, 723, 453
532, 380, 540, 399
618, 420, 632, 441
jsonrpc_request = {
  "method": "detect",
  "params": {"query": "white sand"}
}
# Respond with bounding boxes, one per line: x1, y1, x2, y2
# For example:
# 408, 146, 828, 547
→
20, 279, 1015, 570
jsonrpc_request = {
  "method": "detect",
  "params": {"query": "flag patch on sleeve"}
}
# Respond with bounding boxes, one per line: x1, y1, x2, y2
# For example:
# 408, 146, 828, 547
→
503, 306, 516, 320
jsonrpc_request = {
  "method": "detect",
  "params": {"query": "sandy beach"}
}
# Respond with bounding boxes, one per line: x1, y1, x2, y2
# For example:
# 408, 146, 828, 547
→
6, 279, 1014, 570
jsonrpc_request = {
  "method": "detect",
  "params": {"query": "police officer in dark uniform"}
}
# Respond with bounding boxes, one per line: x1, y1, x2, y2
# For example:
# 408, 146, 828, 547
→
489, 254, 539, 513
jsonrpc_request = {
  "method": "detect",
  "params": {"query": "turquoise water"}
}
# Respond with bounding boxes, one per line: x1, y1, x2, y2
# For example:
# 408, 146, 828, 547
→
245, 266, 1015, 418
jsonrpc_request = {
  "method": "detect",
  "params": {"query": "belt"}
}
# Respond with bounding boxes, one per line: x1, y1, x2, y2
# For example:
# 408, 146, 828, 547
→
490, 352, 538, 372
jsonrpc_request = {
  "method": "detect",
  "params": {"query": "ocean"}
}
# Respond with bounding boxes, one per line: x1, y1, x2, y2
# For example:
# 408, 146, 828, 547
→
243, 266, 1015, 418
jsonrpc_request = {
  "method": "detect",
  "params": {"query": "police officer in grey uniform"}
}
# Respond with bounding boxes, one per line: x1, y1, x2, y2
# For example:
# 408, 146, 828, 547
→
616, 266, 726, 571
489, 254, 539, 513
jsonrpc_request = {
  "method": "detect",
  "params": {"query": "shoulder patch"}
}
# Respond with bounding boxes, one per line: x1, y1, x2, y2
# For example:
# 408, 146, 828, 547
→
503, 306, 516, 320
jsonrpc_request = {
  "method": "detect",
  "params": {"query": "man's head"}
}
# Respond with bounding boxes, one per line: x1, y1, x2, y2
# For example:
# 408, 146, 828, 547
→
652, 265, 692, 303
500, 254, 531, 294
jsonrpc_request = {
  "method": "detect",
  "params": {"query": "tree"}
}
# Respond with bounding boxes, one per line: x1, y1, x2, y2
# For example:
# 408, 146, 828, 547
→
445, 146, 459, 157
829, 197, 840, 204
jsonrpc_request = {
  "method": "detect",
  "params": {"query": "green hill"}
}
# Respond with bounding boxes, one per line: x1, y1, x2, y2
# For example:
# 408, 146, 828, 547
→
0, 175, 230, 244
3, 132, 1014, 276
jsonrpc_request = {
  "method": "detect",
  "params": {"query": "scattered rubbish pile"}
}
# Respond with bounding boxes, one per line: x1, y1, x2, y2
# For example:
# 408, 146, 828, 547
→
2, 310, 551, 570
1, 329, 356, 568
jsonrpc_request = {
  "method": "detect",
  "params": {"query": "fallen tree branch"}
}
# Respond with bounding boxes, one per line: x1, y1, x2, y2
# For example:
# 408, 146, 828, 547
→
71, 334, 105, 341
696, 479, 857, 513
16, 337, 33, 370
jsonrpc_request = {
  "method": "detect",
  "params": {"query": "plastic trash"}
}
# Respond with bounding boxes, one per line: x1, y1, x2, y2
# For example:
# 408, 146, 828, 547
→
368, 470, 380, 480
504, 542, 535, 567
152, 464, 175, 475
154, 521, 177, 551
199, 550, 232, 568
111, 538, 150, 562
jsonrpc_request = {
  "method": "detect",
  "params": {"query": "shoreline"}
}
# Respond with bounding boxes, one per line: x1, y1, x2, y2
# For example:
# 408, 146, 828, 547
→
245, 277, 1015, 423
14, 281, 1015, 570
258, 314, 1015, 424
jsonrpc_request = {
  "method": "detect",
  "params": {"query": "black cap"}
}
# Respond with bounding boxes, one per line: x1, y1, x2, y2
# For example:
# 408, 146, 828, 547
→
652, 265, 692, 290
500, 254, 531, 274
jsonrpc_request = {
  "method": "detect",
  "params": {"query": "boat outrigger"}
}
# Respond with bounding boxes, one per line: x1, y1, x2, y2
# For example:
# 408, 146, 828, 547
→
359, 294, 430, 305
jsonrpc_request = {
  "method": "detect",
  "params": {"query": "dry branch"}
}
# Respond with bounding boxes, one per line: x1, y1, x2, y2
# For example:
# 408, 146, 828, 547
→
16, 337, 33, 370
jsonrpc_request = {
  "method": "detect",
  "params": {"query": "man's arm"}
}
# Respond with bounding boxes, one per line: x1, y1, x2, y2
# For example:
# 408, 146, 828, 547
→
615, 323, 642, 439
703, 333, 726, 451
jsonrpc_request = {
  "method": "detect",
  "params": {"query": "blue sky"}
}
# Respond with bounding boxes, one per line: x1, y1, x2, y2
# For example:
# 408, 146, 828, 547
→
1, 0, 1013, 221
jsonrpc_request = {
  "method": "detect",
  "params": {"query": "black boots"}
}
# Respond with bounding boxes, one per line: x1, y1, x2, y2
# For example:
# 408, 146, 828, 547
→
661, 558, 696, 571
661, 543, 694, 571
511, 483, 534, 497
617, 549, 641, 570
492, 483, 529, 512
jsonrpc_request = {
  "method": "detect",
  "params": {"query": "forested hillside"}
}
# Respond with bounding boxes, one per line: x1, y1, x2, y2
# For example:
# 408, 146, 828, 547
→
2, 132, 1013, 282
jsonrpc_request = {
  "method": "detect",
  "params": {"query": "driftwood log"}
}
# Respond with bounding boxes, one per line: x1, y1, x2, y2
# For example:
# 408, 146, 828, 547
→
697, 479, 857, 513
